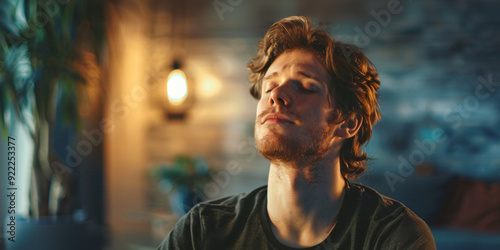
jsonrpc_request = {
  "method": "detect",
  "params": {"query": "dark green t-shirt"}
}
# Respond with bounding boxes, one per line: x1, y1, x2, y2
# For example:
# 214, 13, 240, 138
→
157, 182, 436, 249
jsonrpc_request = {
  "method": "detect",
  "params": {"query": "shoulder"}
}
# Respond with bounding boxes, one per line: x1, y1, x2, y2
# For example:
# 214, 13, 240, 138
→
351, 182, 413, 217
174, 185, 267, 231
157, 186, 268, 249
349, 183, 436, 249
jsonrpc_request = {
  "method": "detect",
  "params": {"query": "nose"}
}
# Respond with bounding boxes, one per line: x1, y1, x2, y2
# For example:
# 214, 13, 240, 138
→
268, 84, 292, 107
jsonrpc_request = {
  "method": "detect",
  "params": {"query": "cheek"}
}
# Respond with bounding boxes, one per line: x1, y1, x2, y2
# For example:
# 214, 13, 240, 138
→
303, 108, 332, 127
256, 98, 267, 115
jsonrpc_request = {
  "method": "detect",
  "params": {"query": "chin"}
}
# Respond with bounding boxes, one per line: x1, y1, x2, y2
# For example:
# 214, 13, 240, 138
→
256, 134, 304, 161
256, 134, 285, 150
256, 131, 334, 164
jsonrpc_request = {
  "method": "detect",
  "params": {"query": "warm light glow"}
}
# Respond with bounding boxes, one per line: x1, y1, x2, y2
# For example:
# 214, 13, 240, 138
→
199, 76, 221, 98
166, 69, 188, 106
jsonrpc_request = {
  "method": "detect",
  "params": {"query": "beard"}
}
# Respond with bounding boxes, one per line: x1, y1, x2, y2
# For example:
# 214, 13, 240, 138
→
255, 116, 335, 165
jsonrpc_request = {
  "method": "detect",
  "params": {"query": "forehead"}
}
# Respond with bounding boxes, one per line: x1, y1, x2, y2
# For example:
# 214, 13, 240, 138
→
264, 49, 331, 81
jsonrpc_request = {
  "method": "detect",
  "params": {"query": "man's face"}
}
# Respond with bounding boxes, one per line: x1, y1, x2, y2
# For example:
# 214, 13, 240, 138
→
255, 49, 340, 163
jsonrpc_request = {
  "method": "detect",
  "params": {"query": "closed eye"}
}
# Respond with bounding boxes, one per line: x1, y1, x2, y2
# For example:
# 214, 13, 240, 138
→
263, 81, 277, 93
296, 83, 319, 93
298, 86, 315, 93
264, 86, 275, 93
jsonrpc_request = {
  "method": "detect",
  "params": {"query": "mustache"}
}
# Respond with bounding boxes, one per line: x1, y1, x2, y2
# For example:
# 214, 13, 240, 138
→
257, 109, 298, 123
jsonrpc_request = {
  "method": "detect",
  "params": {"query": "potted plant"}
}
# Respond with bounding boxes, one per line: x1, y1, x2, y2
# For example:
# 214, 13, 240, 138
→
150, 156, 213, 215
0, 0, 105, 248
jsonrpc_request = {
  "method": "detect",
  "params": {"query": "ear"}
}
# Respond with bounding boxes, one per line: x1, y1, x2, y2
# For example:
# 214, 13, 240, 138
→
335, 114, 363, 139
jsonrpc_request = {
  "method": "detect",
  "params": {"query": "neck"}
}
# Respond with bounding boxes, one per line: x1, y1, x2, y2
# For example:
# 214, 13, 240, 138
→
267, 153, 346, 247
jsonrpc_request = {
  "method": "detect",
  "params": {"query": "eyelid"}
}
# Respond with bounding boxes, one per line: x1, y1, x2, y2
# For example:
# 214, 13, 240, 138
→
263, 78, 323, 93
302, 82, 321, 91
263, 81, 277, 93
299, 85, 317, 93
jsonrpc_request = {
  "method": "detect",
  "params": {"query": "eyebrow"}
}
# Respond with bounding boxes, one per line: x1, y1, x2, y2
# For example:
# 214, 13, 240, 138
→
263, 72, 278, 80
297, 71, 322, 82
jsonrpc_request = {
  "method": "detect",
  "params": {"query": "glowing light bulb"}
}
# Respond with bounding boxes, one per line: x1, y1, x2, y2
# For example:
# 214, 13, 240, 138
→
166, 69, 188, 106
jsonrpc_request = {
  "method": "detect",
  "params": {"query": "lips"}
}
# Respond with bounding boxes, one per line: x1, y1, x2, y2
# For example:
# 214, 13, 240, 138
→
262, 113, 294, 124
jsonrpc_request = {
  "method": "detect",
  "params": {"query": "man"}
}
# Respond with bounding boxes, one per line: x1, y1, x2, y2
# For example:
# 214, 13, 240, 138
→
158, 16, 436, 249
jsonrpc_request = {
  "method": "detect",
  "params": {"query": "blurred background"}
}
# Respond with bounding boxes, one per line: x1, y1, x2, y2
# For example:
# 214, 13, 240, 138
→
0, 0, 499, 249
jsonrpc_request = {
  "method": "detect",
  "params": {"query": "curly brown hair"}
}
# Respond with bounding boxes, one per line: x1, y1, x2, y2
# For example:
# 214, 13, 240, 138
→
248, 16, 381, 179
